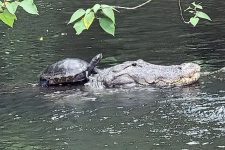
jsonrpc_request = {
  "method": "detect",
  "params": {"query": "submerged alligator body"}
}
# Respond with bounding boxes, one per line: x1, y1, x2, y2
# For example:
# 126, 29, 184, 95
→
86, 59, 201, 89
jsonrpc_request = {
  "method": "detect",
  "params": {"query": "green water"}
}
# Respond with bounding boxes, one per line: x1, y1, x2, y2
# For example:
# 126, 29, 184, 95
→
1, 0, 225, 149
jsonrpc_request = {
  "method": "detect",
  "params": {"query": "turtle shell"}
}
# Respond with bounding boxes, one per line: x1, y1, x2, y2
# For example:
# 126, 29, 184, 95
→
40, 58, 89, 85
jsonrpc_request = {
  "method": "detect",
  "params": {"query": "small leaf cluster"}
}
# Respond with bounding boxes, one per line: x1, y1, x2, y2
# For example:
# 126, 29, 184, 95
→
68, 4, 116, 36
185, 2, 211, 27
0, 0, 38, 27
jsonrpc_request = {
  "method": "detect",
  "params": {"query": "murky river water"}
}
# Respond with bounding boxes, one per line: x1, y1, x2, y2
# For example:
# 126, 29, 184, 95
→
1, 0, 225, 149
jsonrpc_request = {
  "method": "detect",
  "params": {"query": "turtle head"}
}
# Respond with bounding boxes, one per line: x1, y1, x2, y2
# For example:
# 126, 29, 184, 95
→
87, 53, 102, 74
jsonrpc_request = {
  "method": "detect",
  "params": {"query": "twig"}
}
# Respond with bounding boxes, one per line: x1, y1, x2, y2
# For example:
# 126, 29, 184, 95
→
3, 0, 7, 7
178, 0, 189, 24
113, 0, 152, 10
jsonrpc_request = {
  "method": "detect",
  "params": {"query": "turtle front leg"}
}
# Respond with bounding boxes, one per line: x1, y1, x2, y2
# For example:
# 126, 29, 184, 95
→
39, 79, 49, 87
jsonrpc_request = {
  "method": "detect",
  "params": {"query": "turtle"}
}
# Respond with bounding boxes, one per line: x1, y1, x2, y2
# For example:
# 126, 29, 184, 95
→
39, 53, 102, 86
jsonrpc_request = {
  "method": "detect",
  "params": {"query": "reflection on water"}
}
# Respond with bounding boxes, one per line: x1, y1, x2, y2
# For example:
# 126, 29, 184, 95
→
1, 84, 225, 149
1, 0, 225, 149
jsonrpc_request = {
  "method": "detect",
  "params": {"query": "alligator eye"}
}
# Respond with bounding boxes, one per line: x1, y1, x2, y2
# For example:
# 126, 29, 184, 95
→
132, 63, 137, 66
178, 66, 182, 70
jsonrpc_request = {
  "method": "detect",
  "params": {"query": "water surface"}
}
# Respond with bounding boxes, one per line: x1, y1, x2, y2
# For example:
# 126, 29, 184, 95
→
1, 0, 225, 149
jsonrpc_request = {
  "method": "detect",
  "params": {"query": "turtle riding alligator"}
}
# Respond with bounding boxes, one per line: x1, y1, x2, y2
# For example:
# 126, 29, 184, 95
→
85, 59, 201, 89
40, 53, 102, 86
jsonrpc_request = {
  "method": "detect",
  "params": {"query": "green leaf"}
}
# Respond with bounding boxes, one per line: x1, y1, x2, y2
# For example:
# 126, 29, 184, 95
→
188, 10, 195, 14
83, 11, 95, 29
73, 19, 86, 35
101, 7, 115, 24
68, 9, 85, 24
6, 2, 19, 14
85, 8, 91, 15
92, 4, 100, 13
19, 0, 38, 15
101, 4, 119, 12
101, 4, 112, 9
0, 9, 17, 27
196, 11, 212, 21
184, 6, 192, 12
189, 17, 199, 27
191, 2, 203, 9
99, 17, 115, 36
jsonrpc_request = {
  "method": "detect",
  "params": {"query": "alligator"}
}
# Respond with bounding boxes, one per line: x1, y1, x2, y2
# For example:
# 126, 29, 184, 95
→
85, 59, 201, 89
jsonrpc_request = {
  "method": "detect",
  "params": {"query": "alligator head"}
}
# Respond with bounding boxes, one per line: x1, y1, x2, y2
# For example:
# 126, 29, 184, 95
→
98, 59, 201, 88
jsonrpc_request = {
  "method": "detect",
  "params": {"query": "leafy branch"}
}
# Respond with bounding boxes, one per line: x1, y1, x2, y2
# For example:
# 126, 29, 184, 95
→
179, 0, 212, 27
0, 0, 38, 27
68, 1, 153, 36
69, 0, 212, 36
68, 4, 116, 36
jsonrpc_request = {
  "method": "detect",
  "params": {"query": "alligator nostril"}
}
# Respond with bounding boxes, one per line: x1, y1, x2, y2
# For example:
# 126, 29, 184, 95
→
132, 63, 137, 66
